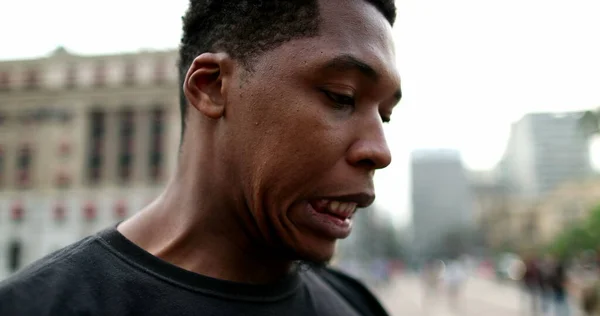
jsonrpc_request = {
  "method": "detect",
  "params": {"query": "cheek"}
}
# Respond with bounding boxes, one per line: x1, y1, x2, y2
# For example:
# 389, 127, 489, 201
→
232, 81, 348, 198
255, 111, 341, 182
256, 124, 331, 188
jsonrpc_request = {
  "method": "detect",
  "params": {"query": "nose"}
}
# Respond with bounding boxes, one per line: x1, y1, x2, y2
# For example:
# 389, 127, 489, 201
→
346, 116, 392, 171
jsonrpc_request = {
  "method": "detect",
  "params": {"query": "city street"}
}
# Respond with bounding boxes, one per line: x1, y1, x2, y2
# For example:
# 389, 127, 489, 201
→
375, 274, 581, 316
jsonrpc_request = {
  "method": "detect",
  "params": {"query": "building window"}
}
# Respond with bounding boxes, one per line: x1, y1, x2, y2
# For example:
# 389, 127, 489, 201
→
16, 145, 32, 188
0, 72, 9, 91
53, 109, 72, 124
11, 201, 24, 222
114, 200, 127, 219
83, 202, 97, 221
118, 109, 134, 182
53, 202, 66, 222
58, 141, 71, 156
31, 108, 45, 123
55, 170, 71, 188
8, 240, 22, 272
93, 62, 106, 87
149, 108, 164, 181
65, 64, 77, 89
124, 61, 136, 86
87, 110, 105, 184
24, 69, 40, 90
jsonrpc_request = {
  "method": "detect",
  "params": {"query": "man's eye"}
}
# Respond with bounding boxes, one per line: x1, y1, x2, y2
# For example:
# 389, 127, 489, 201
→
322, 90, 355, 108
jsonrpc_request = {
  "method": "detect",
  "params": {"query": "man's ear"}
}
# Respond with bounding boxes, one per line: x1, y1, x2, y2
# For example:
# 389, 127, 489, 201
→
183, 53, 231, 119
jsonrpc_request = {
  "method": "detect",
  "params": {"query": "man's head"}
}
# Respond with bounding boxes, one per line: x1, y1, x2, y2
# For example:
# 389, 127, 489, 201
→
178, 0, 396, 134
179, 0, 401, 263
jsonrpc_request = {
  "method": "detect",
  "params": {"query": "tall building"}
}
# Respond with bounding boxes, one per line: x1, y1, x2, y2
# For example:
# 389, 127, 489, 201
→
468, 170, 508, 248
497, 112, 593, 198
410, 149, 474, 260
0, 47, 180, 280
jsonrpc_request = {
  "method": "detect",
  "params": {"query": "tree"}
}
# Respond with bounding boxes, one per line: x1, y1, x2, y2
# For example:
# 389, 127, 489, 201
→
547, 204, 600, 258
548, 225, 593, 258
580, 110, 600, 136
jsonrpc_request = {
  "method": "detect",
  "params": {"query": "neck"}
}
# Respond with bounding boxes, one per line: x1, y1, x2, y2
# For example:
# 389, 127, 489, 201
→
118, 130, 294, 284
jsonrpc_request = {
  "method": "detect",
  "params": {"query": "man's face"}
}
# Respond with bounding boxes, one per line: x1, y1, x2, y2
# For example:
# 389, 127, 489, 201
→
222, 0, 401, 262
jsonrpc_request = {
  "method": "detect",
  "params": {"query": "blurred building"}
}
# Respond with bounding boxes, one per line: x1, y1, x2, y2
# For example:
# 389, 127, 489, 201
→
338, 204, 405, 261
496, 112, 593, 198
534, 178, 600, 245
486, 198, 537, 252
469, 170, 509, 249
410, 149, 474, 260
469, 170, 505, 224
0, 47, 180, 279
472, 175, 600, 252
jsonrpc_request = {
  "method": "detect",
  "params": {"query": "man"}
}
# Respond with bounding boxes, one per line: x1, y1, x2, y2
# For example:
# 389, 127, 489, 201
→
444, 258, 467, 312
547, 258, 570, 316
522, 255, 543, 315
421, 259, 444, 313
0, 0, 401, 315
582, 262, 600, 315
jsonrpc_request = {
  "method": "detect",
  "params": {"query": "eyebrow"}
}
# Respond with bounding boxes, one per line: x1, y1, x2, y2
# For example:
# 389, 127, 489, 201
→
323, 54, 379, 81
322, 54, 402, 103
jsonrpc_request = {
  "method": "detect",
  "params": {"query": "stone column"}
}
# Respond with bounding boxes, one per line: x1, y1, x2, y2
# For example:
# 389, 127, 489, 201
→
103, 110, 119, 186
133, 108, 150, 185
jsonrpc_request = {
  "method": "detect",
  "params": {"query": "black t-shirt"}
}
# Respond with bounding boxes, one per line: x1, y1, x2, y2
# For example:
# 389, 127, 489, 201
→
0, 227, 389, 316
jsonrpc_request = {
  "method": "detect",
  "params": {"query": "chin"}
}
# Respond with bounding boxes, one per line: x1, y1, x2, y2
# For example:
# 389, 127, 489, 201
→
292, 239, 337, 265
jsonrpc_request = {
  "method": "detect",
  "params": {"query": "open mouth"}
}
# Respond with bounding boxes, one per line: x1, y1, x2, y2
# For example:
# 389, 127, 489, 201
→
309, 199, 358, 221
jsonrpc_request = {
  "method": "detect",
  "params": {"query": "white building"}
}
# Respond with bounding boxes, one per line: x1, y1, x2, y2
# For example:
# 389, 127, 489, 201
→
0, 47, 180, 280
497, 112, 593, 198
411, 149, 474, 259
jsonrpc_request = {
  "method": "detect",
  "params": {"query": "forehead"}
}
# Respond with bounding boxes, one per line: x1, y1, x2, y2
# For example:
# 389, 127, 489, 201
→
314, 0, 398, 77
246, 0, 400, 91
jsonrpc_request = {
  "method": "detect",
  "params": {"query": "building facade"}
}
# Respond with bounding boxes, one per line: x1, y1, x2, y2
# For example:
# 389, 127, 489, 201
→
497, 112, 593, 198
411, 149, 474, 259
471, 176, 600, 252
0, 47, 180, 280
534, 178, 600, 245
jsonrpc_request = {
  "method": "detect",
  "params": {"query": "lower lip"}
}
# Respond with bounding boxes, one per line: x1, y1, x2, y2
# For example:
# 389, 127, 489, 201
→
301, 203, 352, 239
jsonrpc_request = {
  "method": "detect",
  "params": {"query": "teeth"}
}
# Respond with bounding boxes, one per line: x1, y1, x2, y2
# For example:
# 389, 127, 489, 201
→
340, 203, 349, 213
330, 201, 340, 212
325, 201, 357, 218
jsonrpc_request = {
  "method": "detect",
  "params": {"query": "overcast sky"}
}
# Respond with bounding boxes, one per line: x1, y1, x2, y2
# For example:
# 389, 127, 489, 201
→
2, 0, 599, 225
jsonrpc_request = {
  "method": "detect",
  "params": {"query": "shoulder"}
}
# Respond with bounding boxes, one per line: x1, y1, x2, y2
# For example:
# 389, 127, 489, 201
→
310, 266, 390, 316
0, 236, 99, 315
317, 266, 372, 291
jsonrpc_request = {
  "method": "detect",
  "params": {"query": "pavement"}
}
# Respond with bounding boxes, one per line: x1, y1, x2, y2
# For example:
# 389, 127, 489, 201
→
374, 273, 582, 316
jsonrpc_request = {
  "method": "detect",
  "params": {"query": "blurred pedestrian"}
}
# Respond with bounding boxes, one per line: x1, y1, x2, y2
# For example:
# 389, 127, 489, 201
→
444, 258, 467, 312
522, 255, 543, 315
582, 282, 600, 315
545, 256, 570, 316
421, 259, 444, 312
581, 259, 600, 316
539, 255, 555, 314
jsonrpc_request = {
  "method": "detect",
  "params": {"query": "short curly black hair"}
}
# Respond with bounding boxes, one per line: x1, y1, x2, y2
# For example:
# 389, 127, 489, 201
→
178, 0, 397, 136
